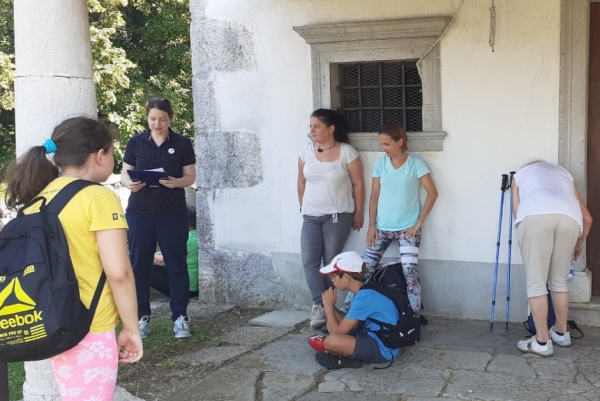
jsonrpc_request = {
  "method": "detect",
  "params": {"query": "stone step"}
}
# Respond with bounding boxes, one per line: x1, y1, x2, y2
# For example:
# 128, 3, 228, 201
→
569, 296, 600, 326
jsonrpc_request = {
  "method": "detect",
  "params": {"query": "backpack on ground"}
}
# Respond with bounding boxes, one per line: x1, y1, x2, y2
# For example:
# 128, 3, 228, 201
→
0, 180, 106, 362
360, 262, 422, 349
523, 292, 583, 339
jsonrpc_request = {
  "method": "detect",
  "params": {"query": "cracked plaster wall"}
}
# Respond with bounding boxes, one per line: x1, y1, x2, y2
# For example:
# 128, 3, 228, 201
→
191, 0, 566, 317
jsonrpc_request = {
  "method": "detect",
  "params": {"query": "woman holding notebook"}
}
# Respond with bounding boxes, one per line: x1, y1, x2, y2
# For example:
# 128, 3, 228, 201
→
120, 96, 196, 340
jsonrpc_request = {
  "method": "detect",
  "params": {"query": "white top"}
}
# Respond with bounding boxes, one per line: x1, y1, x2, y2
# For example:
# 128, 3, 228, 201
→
300, 142, 359, 216
514, 162, 582, 234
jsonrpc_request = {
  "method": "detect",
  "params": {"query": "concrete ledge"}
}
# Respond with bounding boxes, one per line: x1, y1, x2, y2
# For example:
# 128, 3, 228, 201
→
569, 296, 600, 327
567, 269, 592, 302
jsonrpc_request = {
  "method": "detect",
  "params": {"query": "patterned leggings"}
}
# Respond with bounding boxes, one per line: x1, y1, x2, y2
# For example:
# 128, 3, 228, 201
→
51, 330, 119, 401
343, 229, 422, 315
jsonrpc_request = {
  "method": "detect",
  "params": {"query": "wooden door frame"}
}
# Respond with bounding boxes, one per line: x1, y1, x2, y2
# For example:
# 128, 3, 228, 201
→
559, 0, 590, 272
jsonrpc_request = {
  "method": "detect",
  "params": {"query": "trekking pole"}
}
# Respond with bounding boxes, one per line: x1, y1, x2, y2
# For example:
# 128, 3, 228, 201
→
505, 171, 515, 333
0, 362, 8, 401
491, 174, 509, 333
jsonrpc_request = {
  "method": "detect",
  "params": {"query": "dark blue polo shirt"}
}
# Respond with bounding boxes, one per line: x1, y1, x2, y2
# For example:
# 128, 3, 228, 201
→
123, 129, 196, 215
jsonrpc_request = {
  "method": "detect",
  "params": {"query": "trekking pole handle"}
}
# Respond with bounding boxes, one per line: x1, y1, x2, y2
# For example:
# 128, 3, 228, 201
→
501, 174, 509, 192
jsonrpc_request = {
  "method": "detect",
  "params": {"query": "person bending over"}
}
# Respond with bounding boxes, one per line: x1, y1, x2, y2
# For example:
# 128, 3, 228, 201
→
513, 161, 592, 356
309, 251, 400, 369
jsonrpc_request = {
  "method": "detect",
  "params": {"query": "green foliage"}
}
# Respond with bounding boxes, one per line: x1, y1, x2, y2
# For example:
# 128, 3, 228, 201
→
0, 0, 15, 168
0, 0, 194, 171
8, 362, 25, 401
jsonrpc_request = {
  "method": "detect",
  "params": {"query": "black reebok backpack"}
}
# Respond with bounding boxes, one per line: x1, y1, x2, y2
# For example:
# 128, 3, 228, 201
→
0, 180, 106, 362
360, 262, 421, 349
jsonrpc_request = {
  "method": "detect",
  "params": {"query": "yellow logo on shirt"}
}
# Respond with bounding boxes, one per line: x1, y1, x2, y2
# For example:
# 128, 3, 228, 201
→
23, 265, 35, 276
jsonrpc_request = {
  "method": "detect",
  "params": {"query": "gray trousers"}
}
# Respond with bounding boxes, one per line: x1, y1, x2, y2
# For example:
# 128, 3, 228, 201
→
301, 213, 354, 305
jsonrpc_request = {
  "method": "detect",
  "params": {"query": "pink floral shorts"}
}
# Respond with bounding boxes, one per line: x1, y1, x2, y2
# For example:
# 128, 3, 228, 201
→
51, 330, 119, 400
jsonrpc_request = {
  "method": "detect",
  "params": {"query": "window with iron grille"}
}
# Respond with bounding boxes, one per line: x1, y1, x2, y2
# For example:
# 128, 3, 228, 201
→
335, 61, 422, 133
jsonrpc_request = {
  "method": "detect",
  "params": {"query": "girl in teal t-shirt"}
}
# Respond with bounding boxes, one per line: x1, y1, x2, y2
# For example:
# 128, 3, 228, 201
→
344, 123, 438, 316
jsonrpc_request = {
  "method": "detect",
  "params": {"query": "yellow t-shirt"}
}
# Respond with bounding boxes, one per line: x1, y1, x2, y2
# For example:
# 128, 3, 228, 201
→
25, 177, 128, 332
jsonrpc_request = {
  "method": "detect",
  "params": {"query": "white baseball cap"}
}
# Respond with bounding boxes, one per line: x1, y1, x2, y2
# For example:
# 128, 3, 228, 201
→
319, 251, 364, 275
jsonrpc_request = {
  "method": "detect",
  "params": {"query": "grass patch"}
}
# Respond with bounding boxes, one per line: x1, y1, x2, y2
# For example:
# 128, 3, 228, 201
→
8, 362, 24, 401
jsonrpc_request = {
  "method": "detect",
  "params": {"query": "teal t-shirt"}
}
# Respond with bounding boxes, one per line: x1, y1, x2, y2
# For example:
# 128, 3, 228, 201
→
373, 154, 430, 231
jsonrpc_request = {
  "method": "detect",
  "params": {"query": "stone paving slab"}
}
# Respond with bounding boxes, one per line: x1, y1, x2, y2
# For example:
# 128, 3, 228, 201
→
525, 353, 578, 381
262, 372, 316, 401
249, 309, 309, 328
297, 394, 400, 401
444, 370, 571, 401
401, 347, 492, 371
171, 345, 251, 365
418, 319, 527, 356
114, 386, 144, 401
230, 334, 325, 375
486, 354, 537, 378
215, 325, 293, 346
172, 367, 260, 401
149, 301, 235, 319
323, 365, 446, 398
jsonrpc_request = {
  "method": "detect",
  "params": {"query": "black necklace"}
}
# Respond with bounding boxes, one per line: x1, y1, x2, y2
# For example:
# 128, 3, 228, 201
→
317, 142, 337, 153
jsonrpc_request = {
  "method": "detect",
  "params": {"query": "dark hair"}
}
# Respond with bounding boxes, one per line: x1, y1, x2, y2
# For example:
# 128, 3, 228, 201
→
311, 109, 350, 143
146, 97, 174, 119
379, 123, 408, 152
187, 206, 197, 230
3, 117, 116, 209
332, 264, 370, 282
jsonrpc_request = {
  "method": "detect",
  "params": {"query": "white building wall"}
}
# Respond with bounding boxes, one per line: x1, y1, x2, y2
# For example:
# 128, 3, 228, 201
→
194, 0, 562, 321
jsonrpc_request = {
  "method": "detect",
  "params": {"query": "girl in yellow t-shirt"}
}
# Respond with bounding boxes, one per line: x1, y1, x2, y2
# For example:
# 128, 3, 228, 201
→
3, 117, 142, 400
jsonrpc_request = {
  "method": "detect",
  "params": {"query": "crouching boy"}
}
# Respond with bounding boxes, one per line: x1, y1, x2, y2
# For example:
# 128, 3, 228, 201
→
310, 251, 400, 369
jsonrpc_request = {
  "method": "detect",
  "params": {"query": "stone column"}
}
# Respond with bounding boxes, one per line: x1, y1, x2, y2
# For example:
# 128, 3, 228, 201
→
14, 0, 97, 155
13, 0, 96, 399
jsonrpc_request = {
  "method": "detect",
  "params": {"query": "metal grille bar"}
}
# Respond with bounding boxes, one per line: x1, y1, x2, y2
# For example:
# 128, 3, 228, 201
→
337, 61, 422, 132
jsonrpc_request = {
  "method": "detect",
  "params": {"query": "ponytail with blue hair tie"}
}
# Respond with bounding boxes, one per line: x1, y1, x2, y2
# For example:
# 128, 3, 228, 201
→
43, 139, 57, 154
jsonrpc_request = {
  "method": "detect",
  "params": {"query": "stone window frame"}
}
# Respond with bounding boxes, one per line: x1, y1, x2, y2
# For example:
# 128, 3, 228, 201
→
294, 17, 450, 152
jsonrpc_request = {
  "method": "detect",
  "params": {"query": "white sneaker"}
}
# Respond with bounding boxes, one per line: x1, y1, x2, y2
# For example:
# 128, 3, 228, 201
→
173, 315, 191, 338
310, 304, 327, 329
549, 326, 571, 347
517, 336, 554, 356
139, 315, 150, 339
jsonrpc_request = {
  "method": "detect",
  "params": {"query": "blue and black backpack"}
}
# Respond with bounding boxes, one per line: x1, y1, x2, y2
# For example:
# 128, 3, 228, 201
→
0, 180, 106, 362
360, 262, 422, 349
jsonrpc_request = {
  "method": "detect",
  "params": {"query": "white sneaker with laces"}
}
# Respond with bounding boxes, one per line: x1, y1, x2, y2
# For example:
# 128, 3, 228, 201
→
549, 326, 571, 347
173, 315, 191, 338
517, 336, 554, 356
139, 315, 150, 339
310, 304, 327, 329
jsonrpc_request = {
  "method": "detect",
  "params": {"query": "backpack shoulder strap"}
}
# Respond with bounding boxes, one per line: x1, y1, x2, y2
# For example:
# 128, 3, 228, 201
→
46, 180, 98, 215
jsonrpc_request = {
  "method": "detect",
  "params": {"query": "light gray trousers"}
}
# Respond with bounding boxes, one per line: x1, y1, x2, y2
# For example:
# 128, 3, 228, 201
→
301, 213, 353, 305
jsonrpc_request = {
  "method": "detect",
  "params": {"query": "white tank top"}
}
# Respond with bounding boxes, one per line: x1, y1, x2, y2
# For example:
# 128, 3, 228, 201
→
300, 143, 359, 216
514, 162, 582, 234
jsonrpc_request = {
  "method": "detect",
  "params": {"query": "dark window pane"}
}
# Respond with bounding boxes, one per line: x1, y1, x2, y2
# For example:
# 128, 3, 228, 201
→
360, 63, 380, 87
362, 109, 382, 132
383, 87, 403, 107
342, 110, 361, 133
406, 109, 422, 132
405, 87, 422, 108
361, 88, 381, 108
404, 63, 421, 85
338, 64, 359, 87
382, 63, 402, 85
383, 109, 405, 126
339, 88, 360, 108
337, 61, 422, 132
